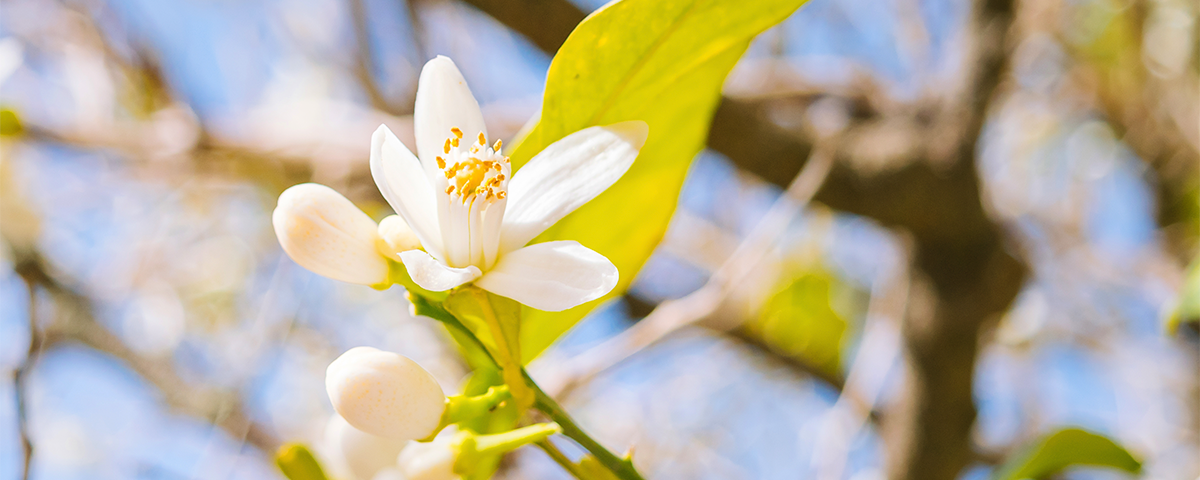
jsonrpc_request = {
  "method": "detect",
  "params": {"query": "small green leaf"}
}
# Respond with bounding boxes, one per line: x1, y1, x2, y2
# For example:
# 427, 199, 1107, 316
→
275, 443, 329, 480
741, 272, 847, 377
993, 428, 1142, 480
509, 0, 811, 362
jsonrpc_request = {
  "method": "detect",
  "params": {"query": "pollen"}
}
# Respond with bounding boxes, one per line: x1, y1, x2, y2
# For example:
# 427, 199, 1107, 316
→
438, 128, 508, 205
493, 139, 502, 151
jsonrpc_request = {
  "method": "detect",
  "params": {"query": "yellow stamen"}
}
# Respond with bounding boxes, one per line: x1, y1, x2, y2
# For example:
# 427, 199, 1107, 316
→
493, 139, 502, 151
443, 139, 451, 154
436, 156, 446, 169
451, 137, 460, 147
477, 132, 486, 145
445, 185, 455, 194
496, 191, 507, 199
451, 127, 463, 139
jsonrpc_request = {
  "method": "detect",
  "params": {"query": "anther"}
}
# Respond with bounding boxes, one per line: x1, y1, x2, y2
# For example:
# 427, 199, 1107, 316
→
443, 139, 451, 154
478, 132, 486, 145
497, 191, 507, 199
445, 185, 455, 194
436, 157, 446, 169
493, 163, 502, 171
451, 127, 463, 139
451, 137, 460, 148
496, 173, 505, 181
493, 139, 502, 151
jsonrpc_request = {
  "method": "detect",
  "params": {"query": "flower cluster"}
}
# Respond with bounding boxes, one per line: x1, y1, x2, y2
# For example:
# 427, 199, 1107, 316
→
272, 56, 646, 312
323, 347, 557, 480
272, 55, 647, 480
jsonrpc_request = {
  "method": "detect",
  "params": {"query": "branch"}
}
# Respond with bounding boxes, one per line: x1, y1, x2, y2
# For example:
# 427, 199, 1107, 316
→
350, 0, 406, 115
13, 276, 40, 480
6, 247, 281, 454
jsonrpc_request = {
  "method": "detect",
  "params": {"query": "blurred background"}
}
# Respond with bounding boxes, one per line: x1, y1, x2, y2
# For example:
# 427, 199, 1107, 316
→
0, 0, 1197, 479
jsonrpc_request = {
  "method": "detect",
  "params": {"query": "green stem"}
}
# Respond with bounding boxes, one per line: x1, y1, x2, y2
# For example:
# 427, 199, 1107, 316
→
470, 288, 534, 411
455, 423, 562, 473
410, 293, 644, 480
444, 385, 511, 424
526, 370, 645, 480
536, 439, 589, 480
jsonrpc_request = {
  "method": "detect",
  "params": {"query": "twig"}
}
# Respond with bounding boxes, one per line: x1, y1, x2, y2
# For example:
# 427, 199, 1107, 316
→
349, 0, 404, 115
13, 276, 42, 480
533, 141, 836, 398
9, 248, 281, 453
813, 245, 910, 480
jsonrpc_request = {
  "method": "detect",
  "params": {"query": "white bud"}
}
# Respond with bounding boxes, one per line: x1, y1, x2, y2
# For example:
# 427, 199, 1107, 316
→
376, 215, 422, 262
397, 430, 458, 480
324, 414, 408, 480
326, 347, 446, 440
273, 183, 389, 285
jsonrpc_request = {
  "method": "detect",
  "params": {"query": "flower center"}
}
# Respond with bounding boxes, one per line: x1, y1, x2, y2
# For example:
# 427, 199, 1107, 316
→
434, 127, 511, 269
437, 127, 510, 205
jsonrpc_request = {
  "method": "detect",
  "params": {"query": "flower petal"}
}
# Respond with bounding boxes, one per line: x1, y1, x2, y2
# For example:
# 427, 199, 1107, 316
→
273, 183, 388, 285
399, 249, 482, 292
475, 241, 618, 312
499, 121, 648, 253
371, 124, 444, 258
414, 56, 487, 181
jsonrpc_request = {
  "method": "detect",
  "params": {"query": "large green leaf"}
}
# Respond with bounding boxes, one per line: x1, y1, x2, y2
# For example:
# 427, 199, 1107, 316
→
992, 428, 1142, 480
508, 0, 810, 362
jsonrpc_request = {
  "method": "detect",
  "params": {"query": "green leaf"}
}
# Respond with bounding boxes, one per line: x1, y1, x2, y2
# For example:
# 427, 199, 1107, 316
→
509, 0, 811, 362
1166, 255, 1200, 334
992, 428, 1142, 480
741, 272, 847, 377
0, 107, 22, 137
275, 443, 329, 480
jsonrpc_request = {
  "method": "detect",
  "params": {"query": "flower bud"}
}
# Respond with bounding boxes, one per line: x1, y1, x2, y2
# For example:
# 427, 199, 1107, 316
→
273, 183, 389, 285
324, 414, 408, 480
326, 347, 446, 440
376, 215, 422, 262
396, 431, 458, 480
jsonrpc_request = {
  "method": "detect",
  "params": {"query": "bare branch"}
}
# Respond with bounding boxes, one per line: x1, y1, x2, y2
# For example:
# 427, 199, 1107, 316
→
532, 141, 836, 398
13, 275, 40, 480
350, 0, 406, 115
7, 247, 281, 454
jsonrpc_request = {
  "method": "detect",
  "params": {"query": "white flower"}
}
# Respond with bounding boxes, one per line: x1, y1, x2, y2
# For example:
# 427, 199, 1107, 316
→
273, 183, 391, 285
372, 56, 647, 311
326, 347, 447, 440
323, 413, 408, 480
